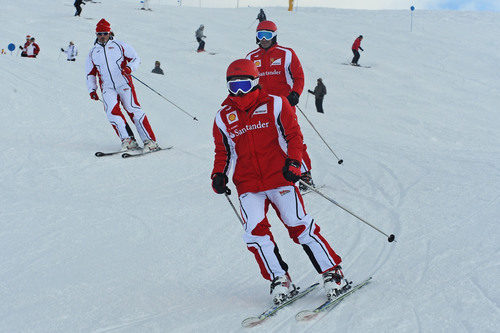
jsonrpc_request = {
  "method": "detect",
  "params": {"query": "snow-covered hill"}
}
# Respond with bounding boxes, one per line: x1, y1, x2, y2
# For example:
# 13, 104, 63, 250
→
1, 1, 499, 332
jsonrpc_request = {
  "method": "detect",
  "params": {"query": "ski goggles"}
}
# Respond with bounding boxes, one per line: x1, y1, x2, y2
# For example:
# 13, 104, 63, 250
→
256, 30, 276, 41
96, 32, 110, 36
227, 78, 259, 95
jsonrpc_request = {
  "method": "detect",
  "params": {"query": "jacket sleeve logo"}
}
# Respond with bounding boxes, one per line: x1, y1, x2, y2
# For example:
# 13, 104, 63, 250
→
227, 111, 238, 124
254, 60, 261, 67
271, 58, 282, 66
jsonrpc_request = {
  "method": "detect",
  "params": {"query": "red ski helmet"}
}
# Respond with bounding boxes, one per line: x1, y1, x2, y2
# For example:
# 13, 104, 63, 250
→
226, 59, 259, 81
256, 20, 277, 32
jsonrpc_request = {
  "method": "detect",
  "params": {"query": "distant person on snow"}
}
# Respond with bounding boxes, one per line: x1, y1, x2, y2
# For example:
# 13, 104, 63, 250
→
195, 24, 206, 53
74, 0, 86, 17
245, 20, 314, 191
19, 35, 31, 57
308, 78, 327, 113
20, 37, 40, 58
257, 8, 267, 22
351, 35, 364, 66
151, 61, 164, 75
211, 58, 348, 305
141, 0, 151, 11
86, 18, 160, 152
61, 41, 78, 61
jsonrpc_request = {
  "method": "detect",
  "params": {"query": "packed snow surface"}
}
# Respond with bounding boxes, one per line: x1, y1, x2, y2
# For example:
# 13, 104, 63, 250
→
1, 0, 499, 332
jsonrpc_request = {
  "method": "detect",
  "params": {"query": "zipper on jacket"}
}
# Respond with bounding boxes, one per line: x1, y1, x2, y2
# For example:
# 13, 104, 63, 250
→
102, 42, 116, 90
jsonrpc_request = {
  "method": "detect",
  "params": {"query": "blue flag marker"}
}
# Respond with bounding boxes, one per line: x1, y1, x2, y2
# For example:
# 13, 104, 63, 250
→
8, 43, 15, 52
410, 6, 415, 32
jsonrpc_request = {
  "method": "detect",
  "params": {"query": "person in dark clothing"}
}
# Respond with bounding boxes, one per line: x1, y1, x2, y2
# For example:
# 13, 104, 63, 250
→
151, 61, 164, 75
74, 0, 85, 17
308, 78, 327, 113
257, 9, 267, 22
195, 24, 206, 52
351, 35, 364, 66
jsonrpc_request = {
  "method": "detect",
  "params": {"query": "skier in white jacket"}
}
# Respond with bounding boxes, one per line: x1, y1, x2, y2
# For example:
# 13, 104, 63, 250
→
85, 19, 160, 152
61, 41, 78, 61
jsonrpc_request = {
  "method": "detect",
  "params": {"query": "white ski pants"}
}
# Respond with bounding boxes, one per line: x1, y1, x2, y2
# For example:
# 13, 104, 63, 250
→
101, 84, 156, 142
239, 185, 341, 281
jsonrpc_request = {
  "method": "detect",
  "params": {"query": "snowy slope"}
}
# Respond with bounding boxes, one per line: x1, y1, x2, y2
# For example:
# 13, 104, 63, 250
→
1, 1, 499, 332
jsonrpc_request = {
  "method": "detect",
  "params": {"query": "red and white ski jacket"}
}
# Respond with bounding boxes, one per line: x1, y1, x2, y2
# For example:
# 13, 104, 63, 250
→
212, 90, 303, 195
245, 44, 304, 97
23, 42, 40, 57
85, 39, 140, 93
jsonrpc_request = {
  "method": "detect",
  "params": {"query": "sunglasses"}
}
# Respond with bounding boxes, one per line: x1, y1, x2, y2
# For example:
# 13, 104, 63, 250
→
96, 32, 110, 36
227, 78, 259, 95
256, 30, 276, 41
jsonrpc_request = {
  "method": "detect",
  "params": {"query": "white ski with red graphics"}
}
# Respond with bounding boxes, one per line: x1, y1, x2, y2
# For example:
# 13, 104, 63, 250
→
295, 276, 372, 321
241, 282, 319, 328
121, 146, 173, 158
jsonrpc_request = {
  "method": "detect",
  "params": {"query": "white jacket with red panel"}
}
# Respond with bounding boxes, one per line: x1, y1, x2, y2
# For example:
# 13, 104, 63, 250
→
85, 39, 140, 93
212, 90, 303, 195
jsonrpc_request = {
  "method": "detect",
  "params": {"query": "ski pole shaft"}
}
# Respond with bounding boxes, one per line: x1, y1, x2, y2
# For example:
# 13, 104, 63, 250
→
305, 93, 309, 109
130, 74, 198, 121
299, 180, 395, 242
225, 192, 244, 226
296, 106, 343, 164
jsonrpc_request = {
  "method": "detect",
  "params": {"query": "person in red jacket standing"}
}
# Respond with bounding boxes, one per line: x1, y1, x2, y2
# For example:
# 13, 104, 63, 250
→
246, 20, 314, 191
211, 59, 348, 304
351, 35, 364, 66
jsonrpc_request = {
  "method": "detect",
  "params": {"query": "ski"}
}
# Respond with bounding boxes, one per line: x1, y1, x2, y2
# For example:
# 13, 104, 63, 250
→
241, 283, 319, 328
295, 276, 372, 321
95, 150, 125, 157
121, 146, 173, 158
341, 63, 372, 68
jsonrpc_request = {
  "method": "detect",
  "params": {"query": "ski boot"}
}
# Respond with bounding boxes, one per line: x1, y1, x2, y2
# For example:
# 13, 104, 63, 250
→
299, 171, 315, 192
270, 273, 297, 305
143, 139, 161, 152
322, 265, 352, 300
121, 137, 139, 151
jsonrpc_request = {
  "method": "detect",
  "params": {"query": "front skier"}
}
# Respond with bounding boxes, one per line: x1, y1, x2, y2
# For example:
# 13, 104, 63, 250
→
86, 19, 160, 152
211, 59, 348, 304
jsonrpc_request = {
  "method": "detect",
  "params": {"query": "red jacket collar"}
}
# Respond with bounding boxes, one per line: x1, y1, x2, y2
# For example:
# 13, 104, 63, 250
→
221, 89, 271, 112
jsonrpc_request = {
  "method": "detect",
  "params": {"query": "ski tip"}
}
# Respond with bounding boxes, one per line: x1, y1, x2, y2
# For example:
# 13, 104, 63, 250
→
295, 310, 317, 321
241, 316, 263, 328
121, 153, 132, 158
95, 152, 104, 157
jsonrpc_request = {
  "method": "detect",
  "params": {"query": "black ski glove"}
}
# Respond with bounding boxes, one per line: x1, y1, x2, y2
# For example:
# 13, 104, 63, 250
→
282, 158, 302, 183
61, 48, 64, 52
287, 91, 300, 106
308, 89, 314, 94
212, 173, 231, 194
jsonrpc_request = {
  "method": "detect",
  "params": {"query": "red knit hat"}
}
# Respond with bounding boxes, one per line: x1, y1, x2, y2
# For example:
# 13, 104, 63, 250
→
96, 19, 111, 33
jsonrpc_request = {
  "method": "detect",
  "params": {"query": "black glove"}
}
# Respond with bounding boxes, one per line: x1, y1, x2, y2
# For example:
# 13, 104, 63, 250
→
287, 91, 300, 106
360, 47, 364, 52
61, 48, 64, 52
308, 89, 313, 94
212, 173, 231, 194
282, 158, 302, 183
19, 46, 23, 49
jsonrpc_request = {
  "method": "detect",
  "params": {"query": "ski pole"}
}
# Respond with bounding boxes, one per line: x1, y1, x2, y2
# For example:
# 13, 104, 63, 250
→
296, 105, 343, 164
299, 180, 395, 242
130, 74, 198, 121
305, 92, 309, 109
225, 192, 244, 226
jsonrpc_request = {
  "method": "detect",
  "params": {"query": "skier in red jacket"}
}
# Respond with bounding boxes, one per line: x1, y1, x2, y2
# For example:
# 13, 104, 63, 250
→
211, 59, 348, 304
246, 20, 314, 191
351, 35, 364, 66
